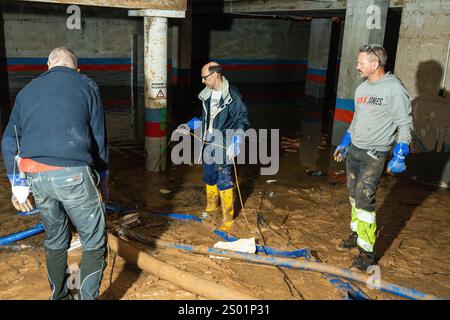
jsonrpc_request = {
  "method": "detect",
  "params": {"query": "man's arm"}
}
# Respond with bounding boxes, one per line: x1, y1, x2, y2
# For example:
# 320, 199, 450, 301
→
386, 82, 413, 174
388, 83, 413, 145
1, 96, 34, 212
230, 89, 250, 133
1, 99, 21, 176
87, 80, 109, 176
226, 88, 250, 160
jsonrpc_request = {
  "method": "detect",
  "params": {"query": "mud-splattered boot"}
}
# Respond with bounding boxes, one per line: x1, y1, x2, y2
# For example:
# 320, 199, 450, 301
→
351, 249, 376, 272
337, 232, 358, 251
204, 184, 219, 216
219, 188, 234, 231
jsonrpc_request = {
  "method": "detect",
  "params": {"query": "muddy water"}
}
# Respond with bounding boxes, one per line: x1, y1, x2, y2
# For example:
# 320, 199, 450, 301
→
0, 86, 449, 300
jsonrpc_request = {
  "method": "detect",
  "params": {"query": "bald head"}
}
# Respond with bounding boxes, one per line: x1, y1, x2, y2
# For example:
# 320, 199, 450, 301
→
202, 62, 223, 78
47, 47, 78, 70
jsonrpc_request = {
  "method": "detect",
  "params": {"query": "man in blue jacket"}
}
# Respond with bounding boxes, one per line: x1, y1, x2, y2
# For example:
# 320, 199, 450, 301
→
1, 47, 108, 299
174, 62, 250, 231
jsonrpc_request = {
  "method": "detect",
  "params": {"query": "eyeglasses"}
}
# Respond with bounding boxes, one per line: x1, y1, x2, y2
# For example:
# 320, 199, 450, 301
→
362, 45, 382, 64
201, 71, 215, 80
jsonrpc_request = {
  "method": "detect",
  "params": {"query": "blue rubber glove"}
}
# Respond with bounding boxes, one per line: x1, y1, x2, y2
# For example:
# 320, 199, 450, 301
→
387, 142, 409, 174
7, 173, 33, 212
172, 117, 201, 141
333, 131, 351, 162
186, 117, 201, 131
227, 135, 241, 160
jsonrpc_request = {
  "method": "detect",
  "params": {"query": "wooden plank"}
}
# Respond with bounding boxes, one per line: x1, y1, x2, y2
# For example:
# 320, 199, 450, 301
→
15, 0, 187, 10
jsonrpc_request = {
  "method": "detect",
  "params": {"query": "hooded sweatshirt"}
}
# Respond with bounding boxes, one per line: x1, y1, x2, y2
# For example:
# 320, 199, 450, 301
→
348, 72, 413, 152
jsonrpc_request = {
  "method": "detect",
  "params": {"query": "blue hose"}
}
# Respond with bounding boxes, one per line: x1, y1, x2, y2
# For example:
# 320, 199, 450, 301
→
0, 223, 45, 246
153, 211, 311, 259
213, 229, 312, 259
16, 208, 40, 216
113, 206, 370, 299
154, 212, 204, 223
105, 205, 444, 300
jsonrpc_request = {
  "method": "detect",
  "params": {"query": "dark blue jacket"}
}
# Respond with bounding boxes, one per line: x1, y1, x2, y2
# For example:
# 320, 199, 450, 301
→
1, 66, 108, 175
198, 76, 250, 164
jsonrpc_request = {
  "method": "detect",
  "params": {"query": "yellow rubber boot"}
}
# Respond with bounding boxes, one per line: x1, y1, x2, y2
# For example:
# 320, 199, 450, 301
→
204, 184, 219, 214
219, 188, 234, 231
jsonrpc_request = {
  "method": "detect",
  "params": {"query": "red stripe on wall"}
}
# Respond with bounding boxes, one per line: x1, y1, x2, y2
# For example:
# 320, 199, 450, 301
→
224, 64, 307, 71
79, 64, 131, 71
8, 65, 47, 72
145, 122, 167, 138
306, 74, 327, 83
334, 108, 354, 124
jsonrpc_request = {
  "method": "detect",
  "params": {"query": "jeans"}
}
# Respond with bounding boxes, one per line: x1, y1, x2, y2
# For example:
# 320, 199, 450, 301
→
203, 163, 233, 191
346, 144, 389, 212
345, 144, 389, 253
29, 166, 106, 299
29, 166, 105, 251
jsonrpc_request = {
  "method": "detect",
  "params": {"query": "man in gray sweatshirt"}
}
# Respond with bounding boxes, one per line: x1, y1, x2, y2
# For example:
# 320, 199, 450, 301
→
333, 44, 413, 271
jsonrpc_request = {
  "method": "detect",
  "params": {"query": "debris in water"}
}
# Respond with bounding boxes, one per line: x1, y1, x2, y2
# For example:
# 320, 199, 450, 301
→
201, 212, 209, 220
306, 170, 325, 177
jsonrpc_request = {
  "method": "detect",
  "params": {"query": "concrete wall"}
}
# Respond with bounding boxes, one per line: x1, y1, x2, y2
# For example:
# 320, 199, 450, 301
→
394, 0, 450, 185
191, 15, 310, 103
2, 3, 138, 93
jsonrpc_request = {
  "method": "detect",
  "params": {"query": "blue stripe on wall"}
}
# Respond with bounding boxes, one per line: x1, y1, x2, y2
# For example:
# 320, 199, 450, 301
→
336, 98, 355, 112
306, 68, 327, 76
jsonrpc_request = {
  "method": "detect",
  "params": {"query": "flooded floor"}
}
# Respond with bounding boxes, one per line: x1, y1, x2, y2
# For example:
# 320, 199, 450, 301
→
0, 87, 449, 300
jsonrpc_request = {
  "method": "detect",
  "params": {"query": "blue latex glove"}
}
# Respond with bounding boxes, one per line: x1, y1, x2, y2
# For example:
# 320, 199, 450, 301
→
333, 131, 351, 162
171, 117, 201, 141
227, 135, 241, 160
387, 142, 409, 173
186, 117, 201, 130
7, 173, 22, 185
7, 173, 34, 212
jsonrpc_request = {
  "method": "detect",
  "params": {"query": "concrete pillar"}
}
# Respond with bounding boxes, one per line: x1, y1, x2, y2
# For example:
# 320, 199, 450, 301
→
305, 18, 332, 103
129, 9, 185, 172
171, 24, 179, 86
331, 0, 389, 145
168, 23, 179, 132
178, 0, 192, 118
0, 4, 10, 132
394, 0, 450, 186
144, 16, 168, 172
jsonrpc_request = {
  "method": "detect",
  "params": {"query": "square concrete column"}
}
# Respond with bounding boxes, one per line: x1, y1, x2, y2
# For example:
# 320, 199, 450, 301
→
394, 0, 450, 186
331, 0, 389, 145
305, 18, 332, 102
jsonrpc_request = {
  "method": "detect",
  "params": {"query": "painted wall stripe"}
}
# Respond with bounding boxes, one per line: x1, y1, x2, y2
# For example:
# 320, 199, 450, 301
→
306, 74, 327, 83
145, 122, 167, 138
334, 108, 354, 124
145, 108, 167, 123
306, 68, 327, 76
336, 98, 355, 112
212, 59, 308, 65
